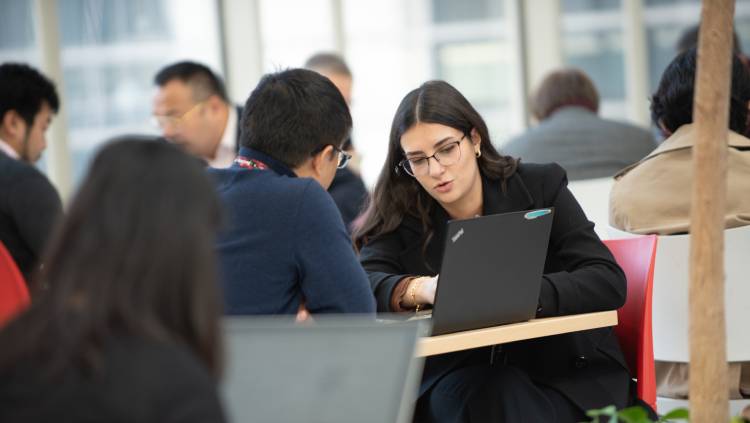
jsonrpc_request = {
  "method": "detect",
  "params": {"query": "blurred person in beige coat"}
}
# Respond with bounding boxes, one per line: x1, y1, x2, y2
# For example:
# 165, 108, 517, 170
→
610, 48, 750, 399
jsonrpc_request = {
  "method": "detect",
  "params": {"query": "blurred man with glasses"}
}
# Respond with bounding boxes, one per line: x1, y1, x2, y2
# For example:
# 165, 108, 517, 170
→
152, 61, 240, 167
207, 68, 375, 317
305, 52, 369, 233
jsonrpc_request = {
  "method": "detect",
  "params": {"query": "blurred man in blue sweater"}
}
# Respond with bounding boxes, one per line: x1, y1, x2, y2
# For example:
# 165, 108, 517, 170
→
208, 69, 375, 316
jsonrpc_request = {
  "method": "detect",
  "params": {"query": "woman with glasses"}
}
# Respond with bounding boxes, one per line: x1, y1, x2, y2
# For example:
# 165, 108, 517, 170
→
354, 81, 631, 422
0, 138, 226, 422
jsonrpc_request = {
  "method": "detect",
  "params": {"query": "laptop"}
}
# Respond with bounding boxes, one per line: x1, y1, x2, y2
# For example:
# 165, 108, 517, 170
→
424, 208, 554, 336
221, 317, 424, 423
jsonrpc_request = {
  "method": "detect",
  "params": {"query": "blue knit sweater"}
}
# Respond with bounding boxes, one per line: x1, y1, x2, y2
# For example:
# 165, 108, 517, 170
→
207, 147, 375, 315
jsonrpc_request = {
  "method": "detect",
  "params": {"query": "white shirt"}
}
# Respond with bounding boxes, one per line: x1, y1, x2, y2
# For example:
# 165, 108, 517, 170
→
0, 137, 20, 160
208, 106, 238, 168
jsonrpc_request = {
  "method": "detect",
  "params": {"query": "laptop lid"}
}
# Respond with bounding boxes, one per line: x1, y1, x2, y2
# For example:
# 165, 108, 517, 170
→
430, 208, 554, 336
221, 317, 423, 423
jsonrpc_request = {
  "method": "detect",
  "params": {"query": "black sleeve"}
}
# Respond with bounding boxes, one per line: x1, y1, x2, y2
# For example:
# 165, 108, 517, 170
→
359, 231, 414, 312
328, 176, 369, 232
8, 170, 62, 258
536, 164, 627, 317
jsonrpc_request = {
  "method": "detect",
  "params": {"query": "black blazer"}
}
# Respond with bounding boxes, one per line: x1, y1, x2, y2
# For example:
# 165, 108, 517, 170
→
328, 167, 369, 233
359, 163, 631, 412
0, 152, 62, 281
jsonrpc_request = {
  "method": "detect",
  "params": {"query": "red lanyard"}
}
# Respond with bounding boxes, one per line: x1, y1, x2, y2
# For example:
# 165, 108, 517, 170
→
234, 155, 269, 170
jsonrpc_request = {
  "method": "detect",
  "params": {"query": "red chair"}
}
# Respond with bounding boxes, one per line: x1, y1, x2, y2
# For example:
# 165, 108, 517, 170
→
604, 236, 658, 411
0, 241, 30, 326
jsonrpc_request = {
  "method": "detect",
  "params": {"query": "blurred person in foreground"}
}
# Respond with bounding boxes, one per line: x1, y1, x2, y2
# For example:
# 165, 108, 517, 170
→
0, 138, 227, 422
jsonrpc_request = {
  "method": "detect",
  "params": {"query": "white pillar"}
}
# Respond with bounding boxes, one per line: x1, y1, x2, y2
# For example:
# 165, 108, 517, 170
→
506, 0, 533, 131
521, 0, 563, 122
33, 0, 73, 203
331, 0, 346, 55
623, 0, 650, 126
219, 0, 265, 104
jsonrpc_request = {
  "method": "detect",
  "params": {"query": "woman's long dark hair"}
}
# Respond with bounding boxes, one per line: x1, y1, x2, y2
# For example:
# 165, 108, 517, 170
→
354, 80, 517, 252
0, 137, 224, 379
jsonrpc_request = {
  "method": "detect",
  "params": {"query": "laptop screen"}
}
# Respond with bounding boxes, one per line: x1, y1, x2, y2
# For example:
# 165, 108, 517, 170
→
221, 318, 423, 423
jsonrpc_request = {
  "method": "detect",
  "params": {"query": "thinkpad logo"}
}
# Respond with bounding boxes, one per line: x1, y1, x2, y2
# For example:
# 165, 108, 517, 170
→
451, 228, 464, 243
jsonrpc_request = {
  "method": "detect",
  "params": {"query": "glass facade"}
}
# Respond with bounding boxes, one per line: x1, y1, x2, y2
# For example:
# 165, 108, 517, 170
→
55, 0, 223, 183
561, 0, 626, 119
4, 0, 750, 189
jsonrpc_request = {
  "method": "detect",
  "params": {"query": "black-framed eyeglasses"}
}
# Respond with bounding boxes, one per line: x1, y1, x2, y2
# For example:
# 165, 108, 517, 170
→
312, 144, 352, 169
396, 135, 466, 177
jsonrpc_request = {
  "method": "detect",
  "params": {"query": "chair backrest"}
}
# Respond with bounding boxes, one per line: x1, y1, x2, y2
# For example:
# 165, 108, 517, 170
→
604, 235, 658, 410
567, 177, 614, 239
651, 225, 750, 363
0, 241, 30, 326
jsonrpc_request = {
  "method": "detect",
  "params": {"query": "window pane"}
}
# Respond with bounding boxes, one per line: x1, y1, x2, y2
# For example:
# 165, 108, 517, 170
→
432, 0, 503, 23
342, 0, 522, 185
644, 0, 698, 6
0, 0, 35, 50
56, 0, 223, 184
645, 0, 750, 92
0, 0, 44, 171
435, 39, 517, 142
561, 1, 626, 119
260, 0, 335, 69
563, 30, 625, 100
562, 0, 620, 12
59, 0, 169, 46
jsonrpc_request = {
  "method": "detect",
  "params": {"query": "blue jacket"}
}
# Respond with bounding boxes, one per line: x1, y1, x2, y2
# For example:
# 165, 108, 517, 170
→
208, 147, 375, 315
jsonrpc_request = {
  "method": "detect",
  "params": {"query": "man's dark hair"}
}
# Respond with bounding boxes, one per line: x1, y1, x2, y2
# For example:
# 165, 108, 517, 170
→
0, 63, 60, 127
676, 24, 742, 54
240, 68, 352, 168
154, 61, 228, 102
651, 47, 750, 135
304, 52, 352, 77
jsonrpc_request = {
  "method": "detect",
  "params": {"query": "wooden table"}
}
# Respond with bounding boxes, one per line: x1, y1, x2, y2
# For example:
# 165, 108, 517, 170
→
416, 310, 618, 357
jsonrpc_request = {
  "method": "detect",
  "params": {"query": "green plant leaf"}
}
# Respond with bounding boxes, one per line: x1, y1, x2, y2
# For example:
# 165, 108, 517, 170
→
660, 407, 689, 421
587, 405, 618, 418
617, 406, 649, 423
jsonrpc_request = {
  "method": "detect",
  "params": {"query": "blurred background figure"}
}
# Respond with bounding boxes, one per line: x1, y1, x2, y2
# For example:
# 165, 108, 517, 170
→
0, 138, 226, 422
610, 48, 750, 236
0, 63, 62, 282
503, 68, 655, 180
305, 52, 369, 232
153, 61, 240, 168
